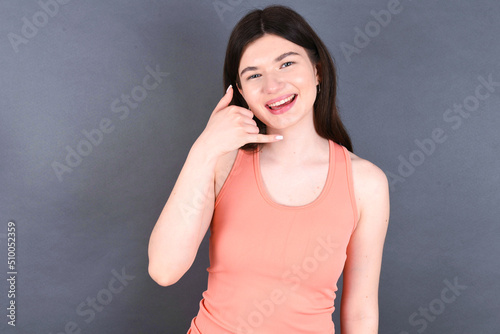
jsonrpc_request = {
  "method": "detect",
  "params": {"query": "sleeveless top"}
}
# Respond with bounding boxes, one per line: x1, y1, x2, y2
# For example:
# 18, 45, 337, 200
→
187, 140, 358, 334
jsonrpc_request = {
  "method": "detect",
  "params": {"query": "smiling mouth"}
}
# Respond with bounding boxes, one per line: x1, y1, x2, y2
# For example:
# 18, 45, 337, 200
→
266, 94, 297, 110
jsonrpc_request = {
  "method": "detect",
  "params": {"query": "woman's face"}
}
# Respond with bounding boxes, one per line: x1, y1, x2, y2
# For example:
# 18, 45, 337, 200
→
237, 34, 319, 132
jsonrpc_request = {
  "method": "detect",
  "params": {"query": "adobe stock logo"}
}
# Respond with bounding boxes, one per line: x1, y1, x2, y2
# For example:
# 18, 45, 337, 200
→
49, 266, 135, 334
51, 64, 170, 182
386, 73, 499, 191
399, 276, 467, 334
178, 146, 245, 223
212, 0, 244, 23
236, 234, 340, 333
340, 0, 408, 64
7, 0, 73, 54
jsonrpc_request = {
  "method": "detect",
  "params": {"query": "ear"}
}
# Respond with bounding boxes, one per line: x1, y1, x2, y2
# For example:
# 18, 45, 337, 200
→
237, 82, 244, 96
235, 82, 251, 109
315, 62, 321, 86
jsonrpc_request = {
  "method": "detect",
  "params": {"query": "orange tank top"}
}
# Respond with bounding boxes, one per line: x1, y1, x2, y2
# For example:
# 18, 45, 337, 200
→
187, 140, 358, 334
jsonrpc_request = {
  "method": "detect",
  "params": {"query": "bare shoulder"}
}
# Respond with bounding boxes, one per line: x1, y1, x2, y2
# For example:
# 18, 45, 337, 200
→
346, 150, 390, 222
347, 150, 388, 191
214, 148, 239, 198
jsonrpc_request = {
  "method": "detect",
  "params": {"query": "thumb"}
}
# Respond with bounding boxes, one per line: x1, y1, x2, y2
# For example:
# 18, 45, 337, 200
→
212, 85, 234, 114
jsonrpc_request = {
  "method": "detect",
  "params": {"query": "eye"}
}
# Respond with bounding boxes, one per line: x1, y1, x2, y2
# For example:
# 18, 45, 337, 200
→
248, 73, 261, 80
281, 61, 294, 68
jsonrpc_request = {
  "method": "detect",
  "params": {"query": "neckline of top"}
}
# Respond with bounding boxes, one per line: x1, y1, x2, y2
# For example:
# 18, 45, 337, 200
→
254, 139, 336, 210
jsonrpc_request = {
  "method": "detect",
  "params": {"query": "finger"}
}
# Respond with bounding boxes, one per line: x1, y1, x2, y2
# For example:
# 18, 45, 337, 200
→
239, 108, 255, 119
243, 124, 260, 134
212, 85, 234, 114
242, 117, 258, 127
248, 134, 284, 143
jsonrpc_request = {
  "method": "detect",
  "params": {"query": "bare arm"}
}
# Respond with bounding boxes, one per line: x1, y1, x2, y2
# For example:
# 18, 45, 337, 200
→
340, 158, 390, 333
148, 86, 282, 286
147, 140, 218, 287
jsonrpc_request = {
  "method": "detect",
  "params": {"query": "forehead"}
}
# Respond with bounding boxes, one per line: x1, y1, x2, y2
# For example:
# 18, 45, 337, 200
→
239, 34, 306, 67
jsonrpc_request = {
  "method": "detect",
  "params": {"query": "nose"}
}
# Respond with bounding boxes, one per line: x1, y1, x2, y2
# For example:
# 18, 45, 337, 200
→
262, 72, 283, 94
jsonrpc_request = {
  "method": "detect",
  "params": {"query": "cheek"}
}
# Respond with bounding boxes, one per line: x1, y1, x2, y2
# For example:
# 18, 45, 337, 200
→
240, 85, 261, 106
296, 69, 317, 86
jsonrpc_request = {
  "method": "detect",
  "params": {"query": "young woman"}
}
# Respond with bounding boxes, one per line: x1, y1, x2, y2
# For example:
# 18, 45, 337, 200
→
148, 5, 390, 334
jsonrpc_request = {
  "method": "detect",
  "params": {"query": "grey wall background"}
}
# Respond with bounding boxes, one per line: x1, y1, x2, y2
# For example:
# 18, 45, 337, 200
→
1, 0, 499, 333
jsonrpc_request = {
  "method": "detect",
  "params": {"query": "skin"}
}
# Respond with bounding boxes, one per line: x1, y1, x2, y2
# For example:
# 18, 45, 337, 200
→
148, 33, 389, 333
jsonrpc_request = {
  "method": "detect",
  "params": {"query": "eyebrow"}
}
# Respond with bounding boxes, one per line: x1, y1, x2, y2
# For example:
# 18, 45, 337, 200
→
239, 51, 300, 77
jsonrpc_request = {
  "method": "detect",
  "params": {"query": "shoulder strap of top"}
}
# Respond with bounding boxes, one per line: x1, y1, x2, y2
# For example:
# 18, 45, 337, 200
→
214, 148, 250, 208
340, 144, 359, 232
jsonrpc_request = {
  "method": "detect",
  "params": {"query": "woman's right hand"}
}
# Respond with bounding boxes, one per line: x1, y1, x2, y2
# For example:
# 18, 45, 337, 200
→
196, 85, 283, 157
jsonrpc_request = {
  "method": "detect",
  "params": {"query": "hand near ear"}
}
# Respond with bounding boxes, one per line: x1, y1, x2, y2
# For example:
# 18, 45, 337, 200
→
196, 85, 283, 158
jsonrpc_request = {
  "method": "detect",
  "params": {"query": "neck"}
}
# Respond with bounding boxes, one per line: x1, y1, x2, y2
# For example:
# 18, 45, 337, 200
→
260, 118, 329, 165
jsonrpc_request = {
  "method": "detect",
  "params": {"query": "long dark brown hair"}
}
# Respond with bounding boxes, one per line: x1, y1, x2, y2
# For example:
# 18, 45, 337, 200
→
223, 5, 353, 153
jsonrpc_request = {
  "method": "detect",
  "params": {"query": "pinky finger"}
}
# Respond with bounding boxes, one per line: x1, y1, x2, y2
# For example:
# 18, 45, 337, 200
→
251, 134, 284, 143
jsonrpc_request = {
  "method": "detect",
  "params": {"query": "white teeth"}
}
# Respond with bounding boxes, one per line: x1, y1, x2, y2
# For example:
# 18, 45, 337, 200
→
268, 95, 295, 107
